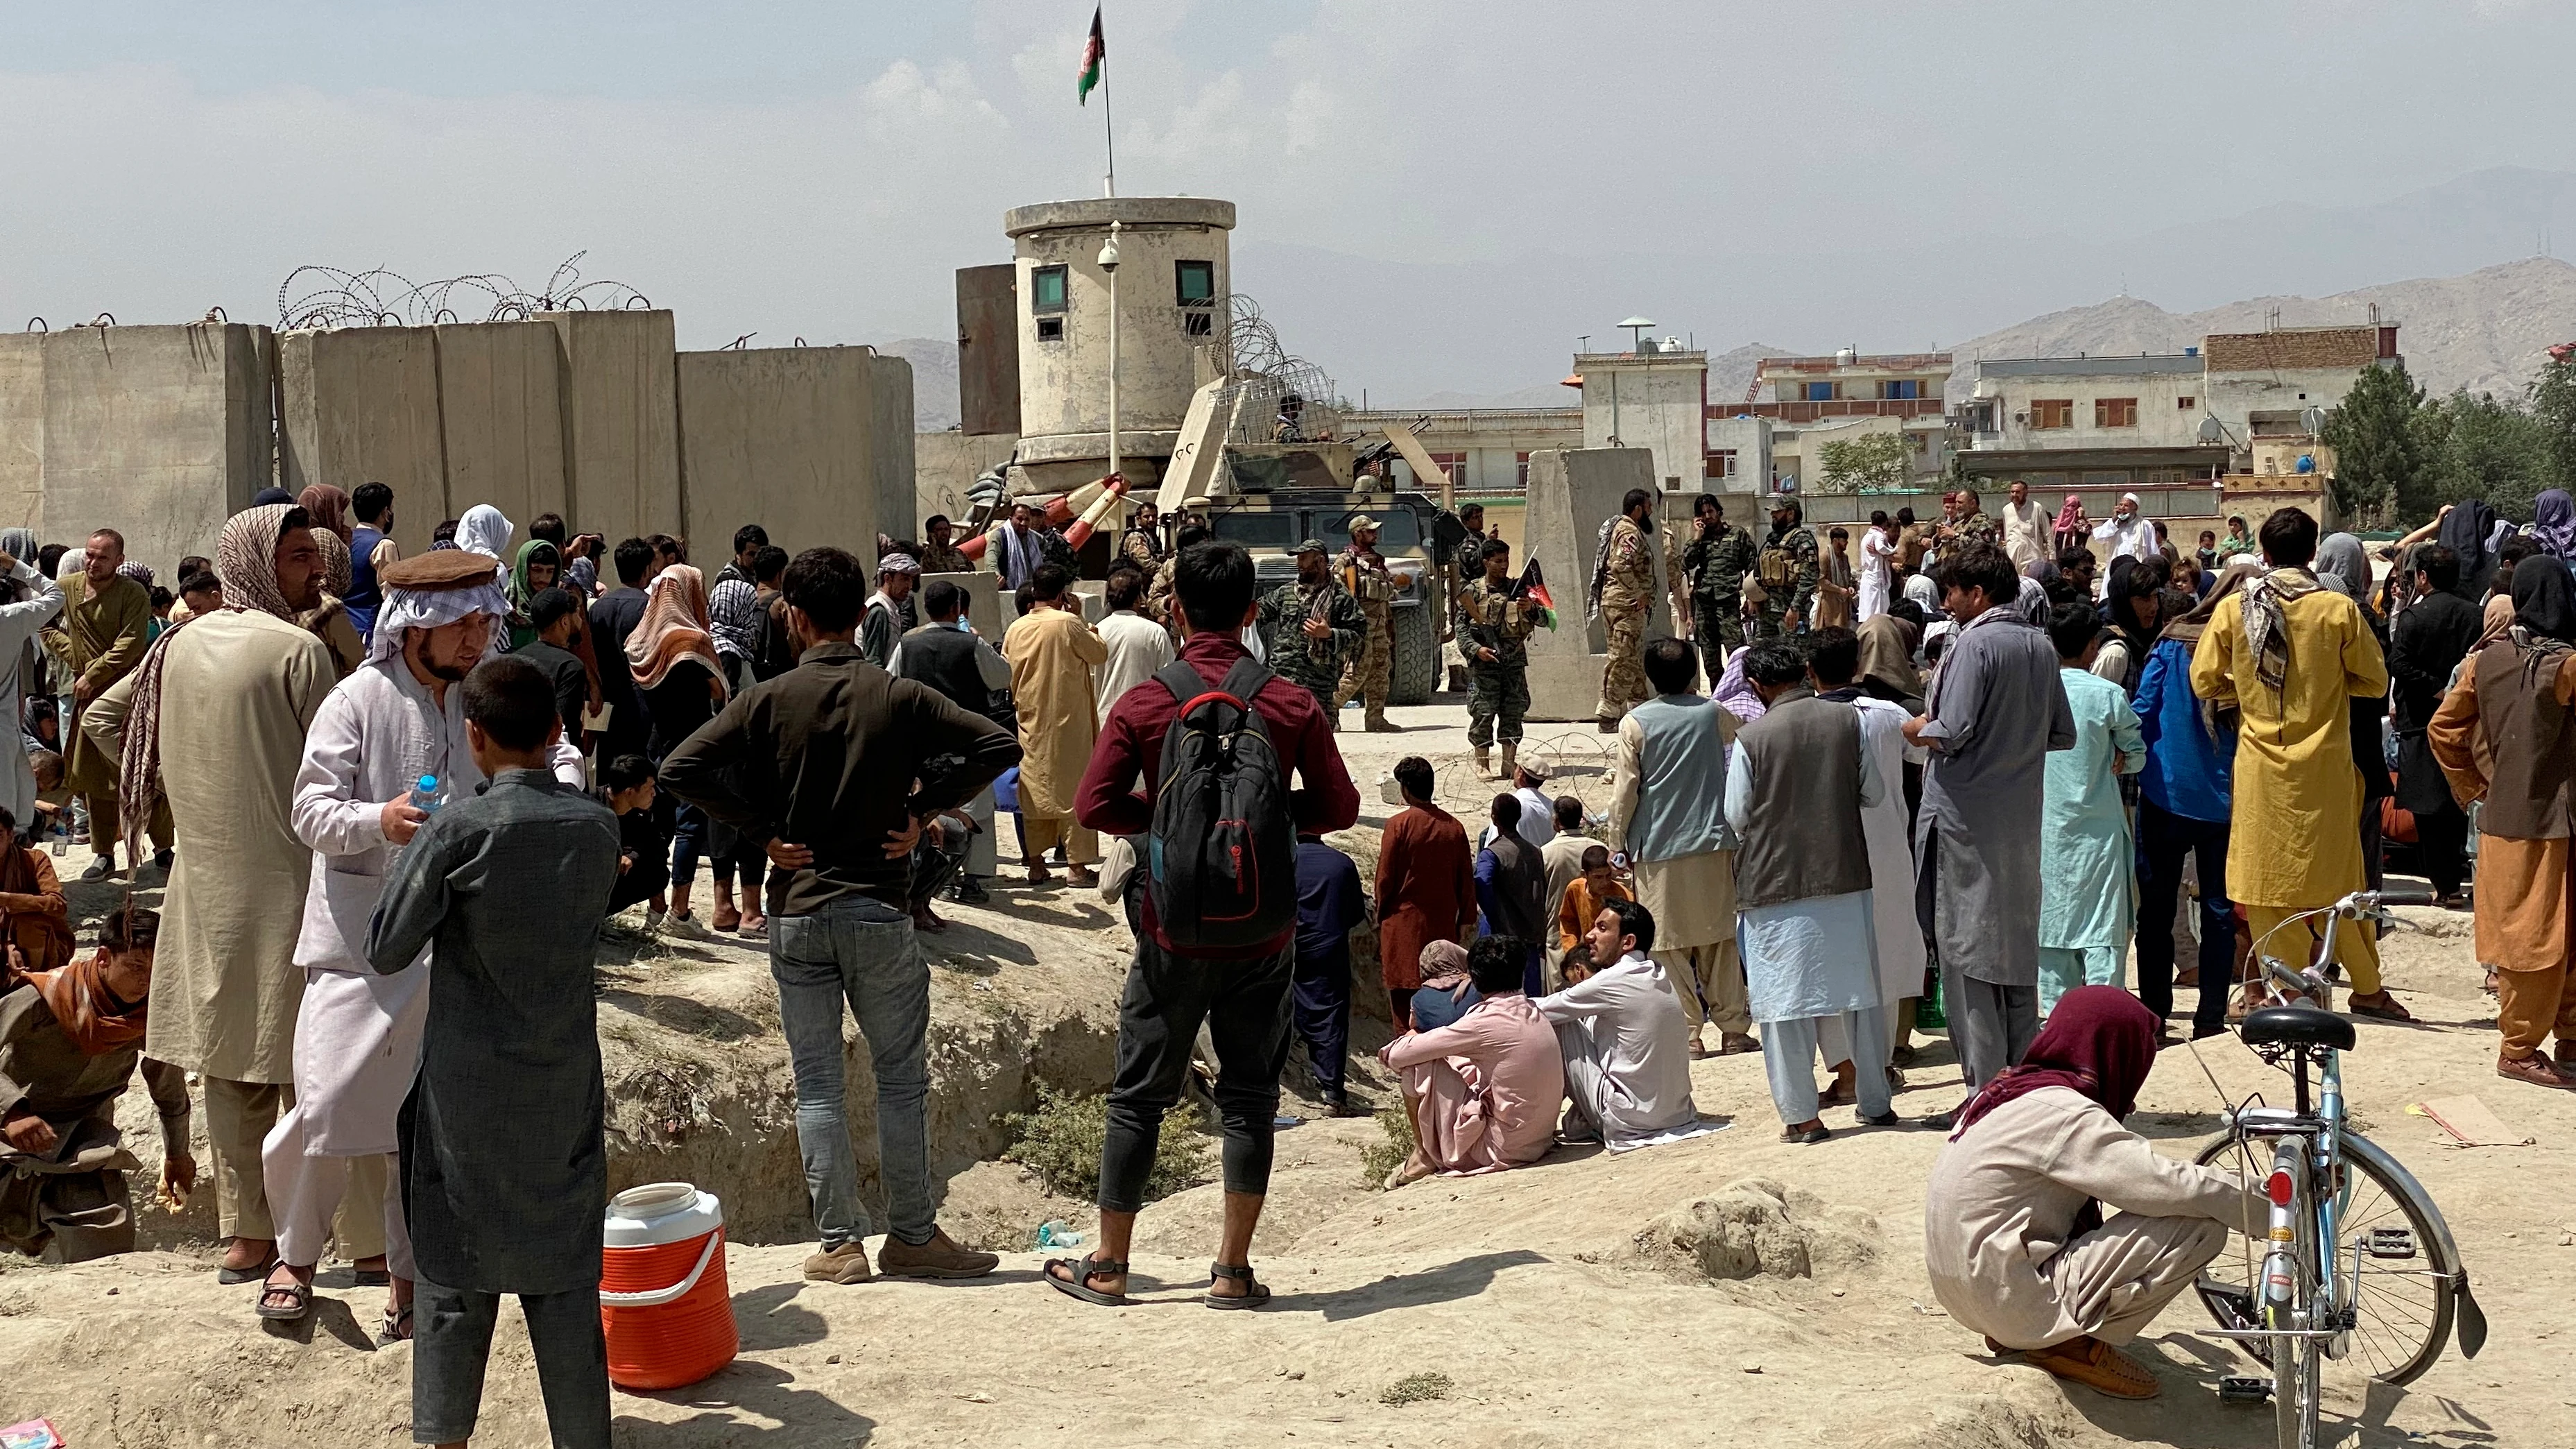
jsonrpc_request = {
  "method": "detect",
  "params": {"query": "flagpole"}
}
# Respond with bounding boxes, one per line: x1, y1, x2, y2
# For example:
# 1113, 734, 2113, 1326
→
1101, 51, 1116, 197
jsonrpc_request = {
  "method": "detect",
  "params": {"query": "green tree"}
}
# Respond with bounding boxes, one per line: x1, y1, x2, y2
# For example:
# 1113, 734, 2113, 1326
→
1814, 431, 1909, 493
2318, 360, 2426, 523
2425, 391, 2554, 519
2527, 350, 2576, 494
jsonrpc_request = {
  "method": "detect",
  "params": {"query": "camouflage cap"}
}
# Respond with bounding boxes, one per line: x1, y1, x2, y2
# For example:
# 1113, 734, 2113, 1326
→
1294, 538, 1329, 555
1347, 515, 1381, 534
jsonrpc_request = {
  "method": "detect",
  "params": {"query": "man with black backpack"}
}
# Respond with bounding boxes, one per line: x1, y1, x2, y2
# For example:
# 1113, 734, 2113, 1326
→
1051, 540, 1360, 1310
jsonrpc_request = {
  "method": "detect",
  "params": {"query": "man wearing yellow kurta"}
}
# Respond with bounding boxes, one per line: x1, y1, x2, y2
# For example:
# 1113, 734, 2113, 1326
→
2190, 511, 2402, 1018
1002, 569, 1108, 886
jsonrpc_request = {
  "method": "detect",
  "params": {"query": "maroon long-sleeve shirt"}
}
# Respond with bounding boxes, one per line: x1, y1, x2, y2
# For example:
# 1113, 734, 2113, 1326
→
1076, 631, 1361, 956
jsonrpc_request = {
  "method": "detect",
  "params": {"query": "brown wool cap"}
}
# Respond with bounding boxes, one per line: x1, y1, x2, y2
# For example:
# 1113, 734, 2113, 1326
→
378, 549, 506, 592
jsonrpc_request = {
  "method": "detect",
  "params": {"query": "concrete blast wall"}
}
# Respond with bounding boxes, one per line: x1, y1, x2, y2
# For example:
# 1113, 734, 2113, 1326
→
545, 310, 681, 549
676, 347, 909, 560
433, 320, 567, 556
39, 323, 273, 572
278, 327, 445, 551
1521, 448, 1668, 721
0, 336, 42, 533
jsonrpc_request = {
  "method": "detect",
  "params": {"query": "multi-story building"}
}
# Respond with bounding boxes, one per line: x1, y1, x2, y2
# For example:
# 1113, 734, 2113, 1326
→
1713, 351, 1953, 491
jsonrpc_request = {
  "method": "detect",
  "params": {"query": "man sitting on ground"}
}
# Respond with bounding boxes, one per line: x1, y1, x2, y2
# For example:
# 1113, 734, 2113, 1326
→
1380, 934, 1566, 1189
599, 755, 670, 920
1925, 987, 2264, 1400
1537, 898, 1706, 1149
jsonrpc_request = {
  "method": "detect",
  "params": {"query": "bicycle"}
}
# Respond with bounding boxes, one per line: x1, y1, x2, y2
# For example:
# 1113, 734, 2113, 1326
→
2188, 888, 2488, 1448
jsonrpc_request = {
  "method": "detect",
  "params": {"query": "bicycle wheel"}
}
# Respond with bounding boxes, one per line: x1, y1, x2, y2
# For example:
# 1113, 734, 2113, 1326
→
2268, 1183, 2320, 1449
2197, 1131, 2459, 1387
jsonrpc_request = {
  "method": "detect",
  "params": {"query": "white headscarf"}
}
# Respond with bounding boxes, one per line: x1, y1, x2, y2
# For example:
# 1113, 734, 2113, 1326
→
367, 581, 511, 666
456, 504, 514, 562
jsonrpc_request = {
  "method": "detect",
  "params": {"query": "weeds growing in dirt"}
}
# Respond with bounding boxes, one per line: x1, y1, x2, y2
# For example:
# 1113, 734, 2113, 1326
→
1358, 1106, 1416, 1188
1004, 1084, 1210, 1202
1380, 1371, 1452, 1406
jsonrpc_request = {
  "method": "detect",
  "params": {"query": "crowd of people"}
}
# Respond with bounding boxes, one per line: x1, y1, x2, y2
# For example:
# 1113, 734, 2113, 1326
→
0, 467, 2566, 1433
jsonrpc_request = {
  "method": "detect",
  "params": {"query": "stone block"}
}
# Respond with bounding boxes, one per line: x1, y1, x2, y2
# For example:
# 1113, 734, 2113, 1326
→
924, 570, 1004, 637
0, 334, 42, 533
433, 320, 567, 554
544, 309, 680, 547
869, 354, 918, 552
1526, 652, 1603, 723
676, 344, 891, 561
1520, 448, 1669, 721
40, 323, 273, 574
278, 326, 448, 553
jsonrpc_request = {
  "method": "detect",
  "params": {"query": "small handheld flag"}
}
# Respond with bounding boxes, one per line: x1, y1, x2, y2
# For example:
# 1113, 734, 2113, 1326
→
1511, 558, 1559, 631
1078, 8, 1106, 104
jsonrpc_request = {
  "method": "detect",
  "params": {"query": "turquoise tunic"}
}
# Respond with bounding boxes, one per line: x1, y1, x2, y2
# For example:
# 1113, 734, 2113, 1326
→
2038, 667, 2145, 957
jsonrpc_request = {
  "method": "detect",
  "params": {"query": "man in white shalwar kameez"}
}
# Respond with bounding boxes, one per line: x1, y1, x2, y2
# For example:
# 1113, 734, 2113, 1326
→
1810, 628, 1930, 1091
257, 549, 583, 1332
1537, 898, 1712, 1151
1724, 641, 1897, 1142
0, 538, 65, 835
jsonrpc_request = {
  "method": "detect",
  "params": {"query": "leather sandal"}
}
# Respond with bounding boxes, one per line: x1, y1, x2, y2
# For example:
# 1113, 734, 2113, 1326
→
2497, 1054, 2576, 1091
1204, 1261, 1271, 1310
2347, 991, 2414, 1022
2019, 1335, 2161, 1399
255, 1267, 314, 1322
1043, 1254, 1128, 1307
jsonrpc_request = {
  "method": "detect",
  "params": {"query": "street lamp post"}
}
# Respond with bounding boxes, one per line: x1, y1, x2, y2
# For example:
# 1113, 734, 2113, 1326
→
1099, 221, 1123, 488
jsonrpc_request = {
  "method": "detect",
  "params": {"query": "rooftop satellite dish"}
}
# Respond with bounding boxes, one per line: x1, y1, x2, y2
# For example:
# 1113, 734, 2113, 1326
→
2300, 406, 2328, 435
2197, 415, 2226, 445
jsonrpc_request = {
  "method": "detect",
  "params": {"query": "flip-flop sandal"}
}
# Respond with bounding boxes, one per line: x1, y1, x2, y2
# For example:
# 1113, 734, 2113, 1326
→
1043, 1255, 1129, 1307
377, 1303, 415, 1346
255, 1273, 314, 1322
218, 1251, 280, 1286
1688, 1040, 1710, 1060
1778, 1124, 1832, 1145
2349, 993, 2415, 1022
1204, 1261, 1271, 1310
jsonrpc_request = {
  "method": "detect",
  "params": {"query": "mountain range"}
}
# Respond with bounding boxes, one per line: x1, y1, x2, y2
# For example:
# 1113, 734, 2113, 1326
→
892, 167, 2576, 430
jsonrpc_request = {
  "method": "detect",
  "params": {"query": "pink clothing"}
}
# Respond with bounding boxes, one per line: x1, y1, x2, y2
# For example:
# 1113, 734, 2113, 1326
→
1380, 991, 1565, 1176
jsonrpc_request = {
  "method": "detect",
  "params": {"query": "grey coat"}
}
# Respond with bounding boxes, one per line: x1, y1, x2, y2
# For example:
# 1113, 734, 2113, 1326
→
368, 769, 623, 1294
1912, 608, 2075, 987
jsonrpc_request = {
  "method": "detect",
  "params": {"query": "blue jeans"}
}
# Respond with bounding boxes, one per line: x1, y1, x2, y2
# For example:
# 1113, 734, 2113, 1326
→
769, 896, 936, 1249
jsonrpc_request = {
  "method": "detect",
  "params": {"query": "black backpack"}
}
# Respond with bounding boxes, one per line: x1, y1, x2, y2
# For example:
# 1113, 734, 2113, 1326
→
1145, 657, 1296, 954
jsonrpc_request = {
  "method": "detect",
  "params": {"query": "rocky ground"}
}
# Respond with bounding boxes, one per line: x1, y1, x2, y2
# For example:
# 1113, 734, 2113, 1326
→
1, 696, 2567, 1448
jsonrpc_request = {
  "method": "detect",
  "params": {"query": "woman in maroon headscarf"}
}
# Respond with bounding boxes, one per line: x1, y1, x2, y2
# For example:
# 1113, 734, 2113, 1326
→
1921, 987, 2265, 1400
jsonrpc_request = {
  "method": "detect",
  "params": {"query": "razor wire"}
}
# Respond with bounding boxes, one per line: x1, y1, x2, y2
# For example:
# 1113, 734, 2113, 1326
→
276, 252, 651, 329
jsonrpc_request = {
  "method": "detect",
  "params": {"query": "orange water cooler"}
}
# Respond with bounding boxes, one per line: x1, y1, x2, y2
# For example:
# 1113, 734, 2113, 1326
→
600, 1182, 738, 1390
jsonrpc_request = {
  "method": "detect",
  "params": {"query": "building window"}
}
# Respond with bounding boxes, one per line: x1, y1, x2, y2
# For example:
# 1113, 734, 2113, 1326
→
1035, 316, 1065, 342
1183, 311, 1214, 337
1882, 379, 1919, 400
1174, 259, 1215, 307
1515, 452, 1531, 489
1429, 452, 1467, 488
2176, 395, 2197, 411
1706, 449, 1738, 479
1803, 381, 1839, 402
1031, 264, 1069, 314
2031, 399, 2074, 429
2095, 397, 2139, 428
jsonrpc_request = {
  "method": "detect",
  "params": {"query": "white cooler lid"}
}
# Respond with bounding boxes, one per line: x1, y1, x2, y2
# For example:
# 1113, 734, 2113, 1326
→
603, 1181, 724, 1248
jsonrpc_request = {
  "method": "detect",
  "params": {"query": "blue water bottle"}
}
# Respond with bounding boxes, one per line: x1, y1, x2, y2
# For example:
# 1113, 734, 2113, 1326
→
415, 774, 442, 814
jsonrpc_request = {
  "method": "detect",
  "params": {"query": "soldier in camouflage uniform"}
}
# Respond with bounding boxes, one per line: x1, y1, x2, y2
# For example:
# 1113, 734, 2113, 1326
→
1592, 488, 1658, 729
1678, 492, 1758, 677
1257, 540, 1367, 726
1120, 500, 1165, 574
1459, 537, 1537, 776
1145, 521, 1210, 635
1450, 503, 1493, 617
1334, 517, 1402, 732
1752, 495, 1819, 640
916, 515, 976, 576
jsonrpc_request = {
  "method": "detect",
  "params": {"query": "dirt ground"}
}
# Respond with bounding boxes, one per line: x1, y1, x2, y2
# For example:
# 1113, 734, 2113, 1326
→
2, 695, 2568, 1448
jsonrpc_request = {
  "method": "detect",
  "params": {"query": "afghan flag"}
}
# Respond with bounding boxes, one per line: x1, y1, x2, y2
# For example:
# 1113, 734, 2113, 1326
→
1077, 8, 1106, 104
1511, 558, 1559, 631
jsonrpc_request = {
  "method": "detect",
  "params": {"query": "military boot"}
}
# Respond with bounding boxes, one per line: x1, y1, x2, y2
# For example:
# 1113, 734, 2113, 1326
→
1499, 742, 1518, 779
1473, 746, 1492, 777
1364, 711, 1402, 733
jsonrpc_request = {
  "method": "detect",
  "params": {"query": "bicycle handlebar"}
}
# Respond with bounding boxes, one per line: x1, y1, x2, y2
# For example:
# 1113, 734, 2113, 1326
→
2253, 889, 2426, 1000
2371, 886, 2436, 908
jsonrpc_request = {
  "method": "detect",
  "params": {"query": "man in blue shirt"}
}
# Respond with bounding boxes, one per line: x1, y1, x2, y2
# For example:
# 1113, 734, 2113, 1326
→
2132, 585, 2239, 1039
1294, 833, 1368, 1117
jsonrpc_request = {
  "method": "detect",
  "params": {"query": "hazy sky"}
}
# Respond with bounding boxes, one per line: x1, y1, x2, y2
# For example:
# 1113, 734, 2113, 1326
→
5, 1, 2574, 400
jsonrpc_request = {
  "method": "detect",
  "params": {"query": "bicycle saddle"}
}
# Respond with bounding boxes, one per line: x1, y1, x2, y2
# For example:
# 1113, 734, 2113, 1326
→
2240, 1004, 2356, 1052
